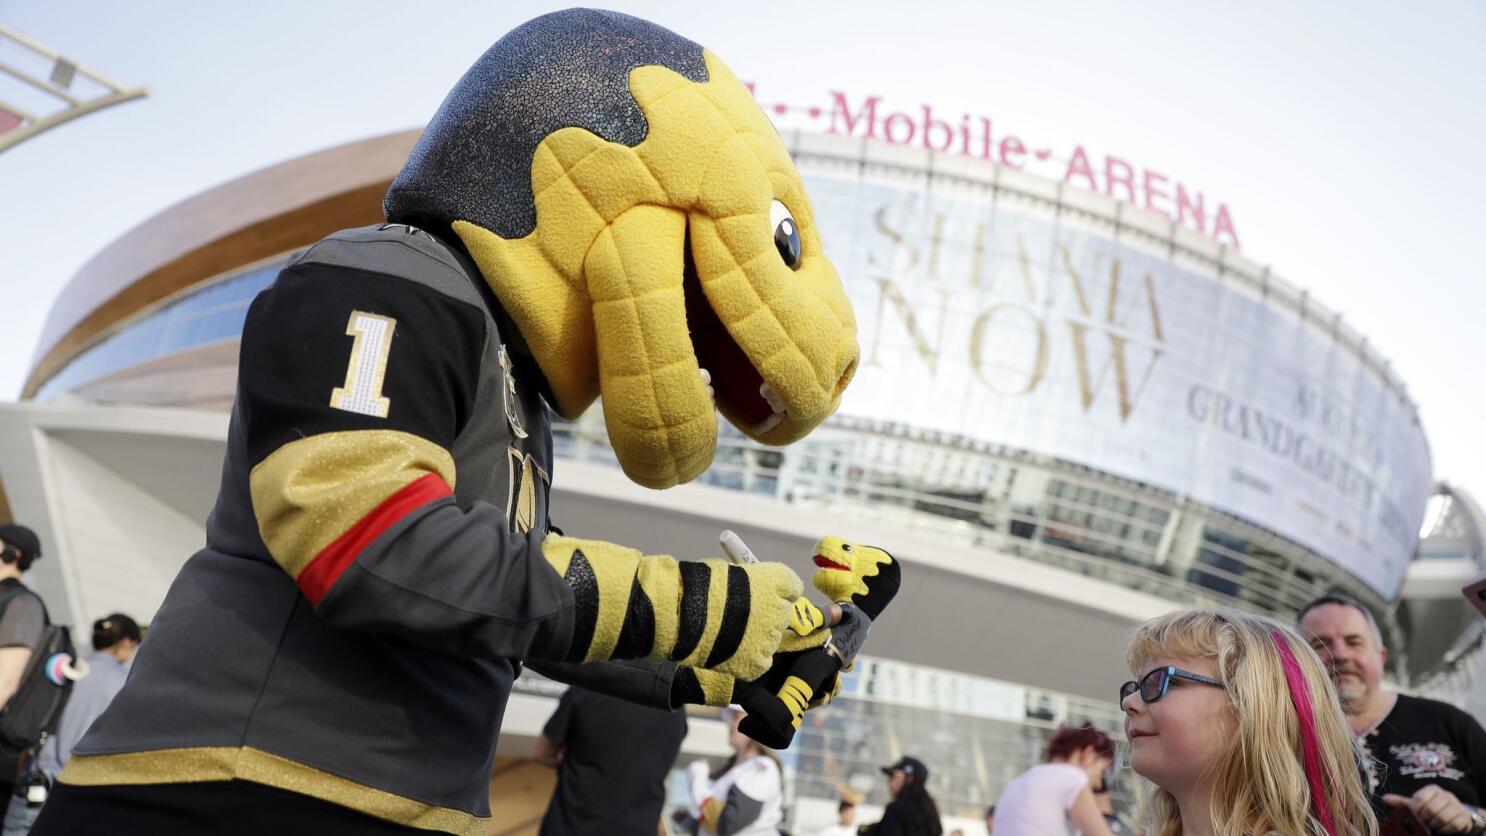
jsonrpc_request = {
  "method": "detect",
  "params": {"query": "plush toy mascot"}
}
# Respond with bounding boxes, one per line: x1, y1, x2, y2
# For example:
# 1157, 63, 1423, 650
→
31, 9, 860, 836
735, 537, 901, 749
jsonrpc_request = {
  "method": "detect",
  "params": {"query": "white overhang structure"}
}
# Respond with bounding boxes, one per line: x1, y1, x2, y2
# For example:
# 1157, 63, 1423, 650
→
0, 400, 1172, 705
1402, 485, 1486, 691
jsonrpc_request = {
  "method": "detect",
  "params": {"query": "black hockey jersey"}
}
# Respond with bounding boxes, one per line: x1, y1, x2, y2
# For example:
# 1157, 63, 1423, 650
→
63, 225, 598, 834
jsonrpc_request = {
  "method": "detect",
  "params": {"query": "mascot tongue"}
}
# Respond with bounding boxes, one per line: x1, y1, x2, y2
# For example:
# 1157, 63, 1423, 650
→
812, 553, 850, 572
684, 262, 771, 427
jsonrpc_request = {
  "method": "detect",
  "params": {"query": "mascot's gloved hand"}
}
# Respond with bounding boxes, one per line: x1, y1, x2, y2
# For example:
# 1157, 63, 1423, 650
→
665, 601, 853, 710
670, 535, 900, 748
541, 534, 801, 681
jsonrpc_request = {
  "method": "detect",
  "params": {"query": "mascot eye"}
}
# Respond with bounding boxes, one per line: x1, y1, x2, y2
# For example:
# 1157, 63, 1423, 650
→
841, 544, 853, 552
769, 199, 802, 271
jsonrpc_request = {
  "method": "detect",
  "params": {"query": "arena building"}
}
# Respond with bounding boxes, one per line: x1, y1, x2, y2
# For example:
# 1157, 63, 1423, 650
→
1, 128, 1480, 832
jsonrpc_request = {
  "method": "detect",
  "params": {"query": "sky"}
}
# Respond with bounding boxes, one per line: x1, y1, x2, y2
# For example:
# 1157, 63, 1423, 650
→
0, 0, 1482, 502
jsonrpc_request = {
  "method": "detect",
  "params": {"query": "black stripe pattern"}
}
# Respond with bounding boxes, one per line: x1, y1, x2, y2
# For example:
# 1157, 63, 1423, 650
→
671, 561, 711, 661
670, 667, 706, 706
703, 566, 750, 669
611, 575, 657, 659
562, 549, 599, 663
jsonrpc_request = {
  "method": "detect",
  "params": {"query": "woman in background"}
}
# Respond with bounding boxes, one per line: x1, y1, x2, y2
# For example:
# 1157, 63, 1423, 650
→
992, 724, 1115, 835
860, 755, 941, 836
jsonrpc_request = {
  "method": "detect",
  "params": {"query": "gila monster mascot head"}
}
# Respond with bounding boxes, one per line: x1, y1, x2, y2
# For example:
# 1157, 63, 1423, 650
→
386, 8, 859, 489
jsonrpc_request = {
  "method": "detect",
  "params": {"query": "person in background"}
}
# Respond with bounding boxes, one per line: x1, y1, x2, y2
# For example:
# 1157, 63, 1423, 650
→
983, 805, 994, 834
534, 685, 687, 836
684, 707, 784, 836
991, 724, 1114, 836
1301, 594, 1486, 834
860, 756, 941, 836
2, 614, 141, 836
0, 525, 49, 814
1124, 609, 1376, 835
1092, 782, 1132, 835
817, 797, 857, 836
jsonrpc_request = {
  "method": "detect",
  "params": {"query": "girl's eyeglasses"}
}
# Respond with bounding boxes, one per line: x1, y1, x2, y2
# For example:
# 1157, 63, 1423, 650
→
1119, 665, 1224, 705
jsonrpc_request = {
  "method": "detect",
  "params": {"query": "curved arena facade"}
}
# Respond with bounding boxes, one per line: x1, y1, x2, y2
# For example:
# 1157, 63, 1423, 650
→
1, 129, 1465, 831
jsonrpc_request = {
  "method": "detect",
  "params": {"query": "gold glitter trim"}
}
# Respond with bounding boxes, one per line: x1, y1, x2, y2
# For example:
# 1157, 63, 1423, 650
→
701, 796, 724, 832
61, 747, 490, 835
250, 430, 456, 578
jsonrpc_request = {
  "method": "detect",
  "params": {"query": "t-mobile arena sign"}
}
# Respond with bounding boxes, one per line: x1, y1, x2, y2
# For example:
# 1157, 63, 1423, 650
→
752, 86, 1242, 250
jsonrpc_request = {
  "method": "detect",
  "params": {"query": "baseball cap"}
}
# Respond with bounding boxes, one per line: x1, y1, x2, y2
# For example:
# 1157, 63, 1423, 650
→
880, 755, 929, 783
0, 524, 40, 568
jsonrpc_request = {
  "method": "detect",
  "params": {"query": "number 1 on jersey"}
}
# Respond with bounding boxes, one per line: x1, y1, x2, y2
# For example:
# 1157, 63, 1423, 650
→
330, 311, 397, 418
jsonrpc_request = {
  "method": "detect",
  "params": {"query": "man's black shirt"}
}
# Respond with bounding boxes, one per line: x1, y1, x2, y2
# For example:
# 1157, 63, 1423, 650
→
539, 686, 688, 836
860, 797, 943, 836
0, 579, 44, 652
1363, 693, 1486, 819
0, 577, 45, 792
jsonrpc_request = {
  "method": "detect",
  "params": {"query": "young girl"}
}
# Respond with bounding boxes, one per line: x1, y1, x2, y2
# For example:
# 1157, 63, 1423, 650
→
1122, 609, 1377, 836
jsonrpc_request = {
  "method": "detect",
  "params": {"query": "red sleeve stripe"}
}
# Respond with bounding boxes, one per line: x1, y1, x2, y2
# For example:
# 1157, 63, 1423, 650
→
296, 472, 452, 606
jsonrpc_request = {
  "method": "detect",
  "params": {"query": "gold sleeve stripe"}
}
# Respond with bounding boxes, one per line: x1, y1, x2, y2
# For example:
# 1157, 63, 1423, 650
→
700, 796, 724, 832
297, 473, 451, 606
779, 675, 812, 730
250, 429, 456, 580
60, 747, 489, 835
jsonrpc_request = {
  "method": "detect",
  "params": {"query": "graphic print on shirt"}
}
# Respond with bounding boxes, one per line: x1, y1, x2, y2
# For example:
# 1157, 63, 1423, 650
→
1363, 751, 1382, 794
1391, 743, 1464, 781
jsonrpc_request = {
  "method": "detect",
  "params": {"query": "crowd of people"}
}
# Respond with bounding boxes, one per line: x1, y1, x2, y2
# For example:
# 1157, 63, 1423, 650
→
0, 524, 141, 835
532, 590, 1486, 836
3, 518, 1486, 835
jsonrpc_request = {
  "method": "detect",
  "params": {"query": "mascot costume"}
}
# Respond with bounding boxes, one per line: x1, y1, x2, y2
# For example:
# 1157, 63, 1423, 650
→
33, 10, 887, 835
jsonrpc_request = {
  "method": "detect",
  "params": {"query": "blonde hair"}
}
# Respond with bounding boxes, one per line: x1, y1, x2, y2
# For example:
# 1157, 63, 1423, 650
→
1127, 610, 1377, 836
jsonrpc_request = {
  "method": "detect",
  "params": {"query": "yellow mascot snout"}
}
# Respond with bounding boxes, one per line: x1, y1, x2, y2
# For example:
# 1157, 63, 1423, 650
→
420, 42, 858, 489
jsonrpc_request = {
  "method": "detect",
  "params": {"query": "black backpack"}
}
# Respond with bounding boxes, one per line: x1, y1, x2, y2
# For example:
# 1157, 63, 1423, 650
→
0, 584, 77, 753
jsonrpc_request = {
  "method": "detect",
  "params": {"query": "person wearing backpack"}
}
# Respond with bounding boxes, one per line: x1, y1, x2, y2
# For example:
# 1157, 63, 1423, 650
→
1, 613, 139, 836
0, 526, 49, 814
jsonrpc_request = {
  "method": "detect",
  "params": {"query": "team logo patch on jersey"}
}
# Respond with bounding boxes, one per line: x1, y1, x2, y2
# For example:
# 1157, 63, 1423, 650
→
1390, 743, 1464, 781
499, 344, 528, 440
505, 447, 550, 534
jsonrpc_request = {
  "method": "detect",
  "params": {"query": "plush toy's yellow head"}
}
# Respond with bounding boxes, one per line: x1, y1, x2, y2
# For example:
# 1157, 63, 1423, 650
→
386, 10, 858, 489
811, 536, 899, 619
